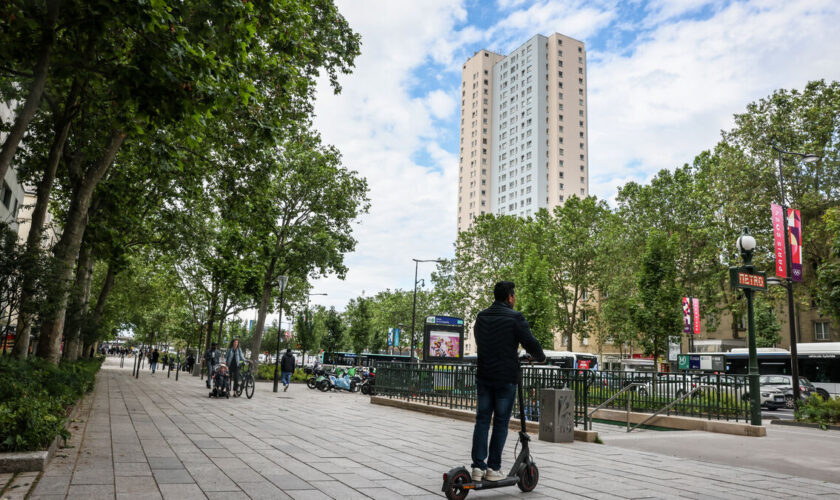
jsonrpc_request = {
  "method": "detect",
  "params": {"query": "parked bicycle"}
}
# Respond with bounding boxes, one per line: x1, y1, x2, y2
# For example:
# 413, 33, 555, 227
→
234, 359, 256, 399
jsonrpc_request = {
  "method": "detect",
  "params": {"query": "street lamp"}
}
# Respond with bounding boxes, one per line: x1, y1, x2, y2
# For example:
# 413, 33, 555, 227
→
410, 258, 444, 362
736, 228, 762, 426
772, 146, 821, 409
273, 275, 289, 393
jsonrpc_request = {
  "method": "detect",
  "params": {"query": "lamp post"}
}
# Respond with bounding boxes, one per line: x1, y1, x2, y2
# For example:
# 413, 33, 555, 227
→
736, 229, 762, 426
273, 275, 289, 393
772, 146, 820, 409
410, 259, 444, 362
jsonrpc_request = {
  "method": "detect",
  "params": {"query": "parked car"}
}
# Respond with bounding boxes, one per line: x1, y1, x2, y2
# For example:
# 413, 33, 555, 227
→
755, 385, 786, 410
758, 375, 816, 409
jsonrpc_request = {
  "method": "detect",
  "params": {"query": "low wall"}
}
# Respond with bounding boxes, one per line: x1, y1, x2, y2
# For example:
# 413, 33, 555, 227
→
370, 396, 599, 442
591, 408, 766, 436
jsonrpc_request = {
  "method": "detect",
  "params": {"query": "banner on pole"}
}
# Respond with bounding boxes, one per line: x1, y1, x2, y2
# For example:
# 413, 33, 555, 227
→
692, 298, 701, 335
248, 320, 255, 333
387, 328, 394, 347
771, 203, 787, 278
394, 328, 400, 346
682, 297, 692, 334
788, 208, 802, 282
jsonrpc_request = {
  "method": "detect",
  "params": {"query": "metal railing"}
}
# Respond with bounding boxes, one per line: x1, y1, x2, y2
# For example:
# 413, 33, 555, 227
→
588, 371, 752, 424
375, 363, 754, 430
375, 362, 593, 428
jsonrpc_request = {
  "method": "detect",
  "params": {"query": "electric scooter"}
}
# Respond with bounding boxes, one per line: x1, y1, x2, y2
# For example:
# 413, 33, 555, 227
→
441, 356, 539, 500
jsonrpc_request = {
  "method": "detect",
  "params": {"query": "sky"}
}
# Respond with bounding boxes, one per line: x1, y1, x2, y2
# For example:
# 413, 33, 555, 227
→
307, 0, 840, 312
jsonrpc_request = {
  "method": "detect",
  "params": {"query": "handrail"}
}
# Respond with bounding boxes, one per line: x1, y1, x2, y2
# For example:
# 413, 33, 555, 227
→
587, 383, 647, 418
627, 384, 718, 432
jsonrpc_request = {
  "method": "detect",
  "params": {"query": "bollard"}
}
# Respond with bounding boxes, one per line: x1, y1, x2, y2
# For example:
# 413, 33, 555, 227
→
538, 388, 574, 443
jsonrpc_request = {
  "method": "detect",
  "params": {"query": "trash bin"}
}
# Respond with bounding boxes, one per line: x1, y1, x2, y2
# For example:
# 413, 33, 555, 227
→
538, 388, 574, 442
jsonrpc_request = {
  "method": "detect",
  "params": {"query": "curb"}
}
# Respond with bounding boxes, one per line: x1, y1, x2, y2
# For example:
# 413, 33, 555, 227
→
0, 390, 89, 473
370, 396, 599, 442
771, 419, 840, 431
590, 409, 766, 437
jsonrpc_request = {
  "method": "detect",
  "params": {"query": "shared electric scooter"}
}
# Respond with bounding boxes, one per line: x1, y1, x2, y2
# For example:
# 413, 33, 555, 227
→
441, 356, 539, 500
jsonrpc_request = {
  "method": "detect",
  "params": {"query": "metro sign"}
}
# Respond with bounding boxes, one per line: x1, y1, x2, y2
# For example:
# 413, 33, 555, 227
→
729, 267, 767, 291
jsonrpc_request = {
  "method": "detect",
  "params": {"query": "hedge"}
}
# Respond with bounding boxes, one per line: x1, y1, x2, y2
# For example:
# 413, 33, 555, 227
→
254, 364, 308, 382
0, 356, 103, 452
796, 394, 840, 429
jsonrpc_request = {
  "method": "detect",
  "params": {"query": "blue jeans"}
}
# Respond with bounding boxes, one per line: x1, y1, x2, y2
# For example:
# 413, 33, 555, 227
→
150, 362, 157, 373
281, 371, 292, 386
471, 379, 517, 471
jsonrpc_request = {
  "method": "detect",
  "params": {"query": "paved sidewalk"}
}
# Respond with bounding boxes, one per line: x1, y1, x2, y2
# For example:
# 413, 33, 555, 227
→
27, 357, 840, 499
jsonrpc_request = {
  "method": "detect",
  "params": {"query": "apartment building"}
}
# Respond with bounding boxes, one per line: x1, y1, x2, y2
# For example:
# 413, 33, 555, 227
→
458, 34, 589, 354
457, 33, 588, 231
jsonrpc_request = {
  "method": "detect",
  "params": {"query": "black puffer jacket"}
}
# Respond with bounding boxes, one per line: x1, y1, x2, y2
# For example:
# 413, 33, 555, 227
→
280, 352, 296, 372
474, 301, 546, 384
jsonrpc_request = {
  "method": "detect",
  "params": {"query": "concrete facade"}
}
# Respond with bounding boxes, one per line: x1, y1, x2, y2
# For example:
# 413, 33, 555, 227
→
457, 32, 588, 231
457, 49, 503, 233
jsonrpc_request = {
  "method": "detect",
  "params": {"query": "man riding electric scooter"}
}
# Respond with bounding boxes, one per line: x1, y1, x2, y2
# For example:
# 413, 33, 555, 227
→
443, 281, 545, 499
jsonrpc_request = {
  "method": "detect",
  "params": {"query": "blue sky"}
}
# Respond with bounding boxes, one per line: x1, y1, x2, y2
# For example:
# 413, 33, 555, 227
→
305, 0, 840, 312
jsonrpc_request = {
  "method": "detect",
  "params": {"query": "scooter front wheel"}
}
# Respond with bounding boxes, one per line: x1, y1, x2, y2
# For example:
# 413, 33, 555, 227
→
444, 470, 471, 500
517, 463, 539, 492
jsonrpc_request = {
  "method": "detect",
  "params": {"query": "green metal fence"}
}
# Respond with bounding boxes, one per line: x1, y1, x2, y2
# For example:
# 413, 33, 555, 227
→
374, 362, 593, 428
588, 371, 752, 424
374, 363, 754, 429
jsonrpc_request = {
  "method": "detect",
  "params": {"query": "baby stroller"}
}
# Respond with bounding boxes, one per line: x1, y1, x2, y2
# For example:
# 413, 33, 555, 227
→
209, 363, 231, 398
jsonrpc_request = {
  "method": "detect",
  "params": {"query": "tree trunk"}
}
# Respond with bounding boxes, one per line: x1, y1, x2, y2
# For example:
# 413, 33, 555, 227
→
203, 285, 218, 353
89, 261, 116, 331
63, 242, 93, 361
0, 0, 60, 182
249, 257, 277, 363
36, 130, 126, 363
11, 86, 79, 359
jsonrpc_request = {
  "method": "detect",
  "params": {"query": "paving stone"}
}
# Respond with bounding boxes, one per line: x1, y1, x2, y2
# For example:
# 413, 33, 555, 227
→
158, 483, 207, 500
115, 461, 153, 477
65, 484, 115, 498
236, 481, 293, 500
152, 468, 194, 484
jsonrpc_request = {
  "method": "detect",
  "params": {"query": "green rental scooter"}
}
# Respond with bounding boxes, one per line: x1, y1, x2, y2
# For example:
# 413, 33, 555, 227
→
441, 356, 539, 500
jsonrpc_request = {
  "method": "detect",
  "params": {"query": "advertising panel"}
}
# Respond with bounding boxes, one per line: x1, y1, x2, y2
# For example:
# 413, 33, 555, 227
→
788, 208, 803, 282
428, 331, 460, 358
423, 316, 464, 362
692, 298, 701, 335
771, 203, 787, 278
682, 297, 692, 334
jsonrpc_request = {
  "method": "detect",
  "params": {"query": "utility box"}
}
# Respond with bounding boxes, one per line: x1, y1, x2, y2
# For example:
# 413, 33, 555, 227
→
538, 388, 574, 443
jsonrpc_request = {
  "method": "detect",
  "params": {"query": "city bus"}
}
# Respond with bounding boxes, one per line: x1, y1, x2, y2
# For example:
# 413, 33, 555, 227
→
322, 351, 411, 366
541, 350, 599, 370
722, 343, 840, 398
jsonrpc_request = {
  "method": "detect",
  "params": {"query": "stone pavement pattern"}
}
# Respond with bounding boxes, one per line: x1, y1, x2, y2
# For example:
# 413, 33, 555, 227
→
23, 357, 840, 499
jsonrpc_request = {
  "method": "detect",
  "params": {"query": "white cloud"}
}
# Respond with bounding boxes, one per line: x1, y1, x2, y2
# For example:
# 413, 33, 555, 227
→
301, 0, 840, 313
586, 0, 840, 200
308, 1, 467, 310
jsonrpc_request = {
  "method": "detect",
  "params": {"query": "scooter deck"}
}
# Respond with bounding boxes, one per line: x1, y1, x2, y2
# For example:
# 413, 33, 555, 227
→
464, 477, 518, 490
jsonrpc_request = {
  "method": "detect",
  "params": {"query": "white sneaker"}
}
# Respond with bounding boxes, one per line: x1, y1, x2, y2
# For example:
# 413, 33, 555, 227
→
471, 468, 485, 482
484, 469, 505, 481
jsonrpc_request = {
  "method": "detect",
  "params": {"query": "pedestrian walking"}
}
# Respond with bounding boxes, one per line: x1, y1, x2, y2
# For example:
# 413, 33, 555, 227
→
204, 343, 221, 389
280, 348, 295, 392
225, 339, 245, 396
151, 348, 160, 374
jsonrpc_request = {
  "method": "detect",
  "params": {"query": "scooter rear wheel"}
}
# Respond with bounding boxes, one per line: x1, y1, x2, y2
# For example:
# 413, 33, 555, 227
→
517, 463, 539, 492
444, 470, 471, 500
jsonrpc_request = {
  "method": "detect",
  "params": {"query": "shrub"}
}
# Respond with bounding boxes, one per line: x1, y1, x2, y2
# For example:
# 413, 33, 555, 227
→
796, 394, 840, 428
0, 356, 103, 452
254, 363, 308, 382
